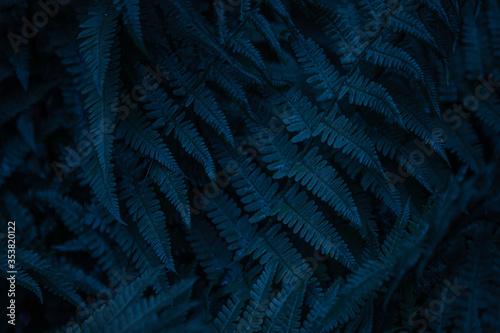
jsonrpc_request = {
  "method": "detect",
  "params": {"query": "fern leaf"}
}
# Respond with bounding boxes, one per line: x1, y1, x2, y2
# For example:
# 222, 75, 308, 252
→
114, 0, 146, 52
80, 147, 123, 224
303, 278, 343, 332
264, 282, 305, 333
318, 11, 366, 68
0, 264, 42, 302
188, 223, 234, 283
34, 191, 122, 273
250, 225, 313, 286
443, 121, 485, 172
206, 194, 257, 258
156, 54, 234, 143
78, 1, 119, 94
319, 258, 394, 330
315, 111, 383, 173
272, 184, 357, 270
365, 40, 425, 84
0, 136, 31, 186
16, 113, 36, 150
248, 11, 282, 54
215, 295, 247, 333
117, 111, 180, 173
171, 113, 216, 182
229, 31, 268, 75
239, 262, 278, 331
150, 163, 191, 228
291, 34, 343, 102
143, 85, 216, 181
381, 199, 411, 256
8, 44, 29, 90
0, 82, 55, 125
290, 147, 360, 226
342, 73, 404, 124
120, 172, 175, 271
188, 83, 234, 145
265, 87, 321, 143
16, 248, 83, 306
217, 147, 278, 223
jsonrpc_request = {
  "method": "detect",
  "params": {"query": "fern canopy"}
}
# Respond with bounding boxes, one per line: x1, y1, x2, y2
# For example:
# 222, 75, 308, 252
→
0, 0, 498, 331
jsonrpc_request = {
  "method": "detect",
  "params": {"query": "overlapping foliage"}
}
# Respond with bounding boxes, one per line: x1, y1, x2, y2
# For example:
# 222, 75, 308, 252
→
0, 0, 499, 331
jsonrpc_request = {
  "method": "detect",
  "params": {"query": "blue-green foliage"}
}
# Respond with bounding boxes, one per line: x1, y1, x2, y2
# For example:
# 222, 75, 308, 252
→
0, 0, 499, 331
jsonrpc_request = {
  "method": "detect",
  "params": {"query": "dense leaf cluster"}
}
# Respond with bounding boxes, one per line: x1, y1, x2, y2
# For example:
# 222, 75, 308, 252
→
0, 0, 499, 331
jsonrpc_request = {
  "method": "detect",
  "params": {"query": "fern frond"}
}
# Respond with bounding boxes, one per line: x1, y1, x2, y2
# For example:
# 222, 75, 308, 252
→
16, 113, 35, 150
443, 121, 485, 172
117, 111, 180, 173
8, 44, 29, 90
290, 147, 360, 226
365, 40, 425, 84
416, 0, 453, 32
150, 163, 191, 228
250, 224, 313, 286
16, 248, 83, 306
249, 120, 361, 226
264, 282, 305, 333
34, 190, 122, 273
188, 223, 234, 284
342, 73, 404, 124
248, 10, 282, 54
142, 82, 216, 181
315, 111, 383, 173
272, 184, 357, 270
114, 0, 146, 52
448, 225, 490, 332
381, 199, 411, 256
303, 278, 343, 332
171, 113, 216, 182
291, 34, 344, 102
389, 10, 439, 50
318, 11, 366, 68
215, 295, 248, 333
80, 146, 123, 224
156, 54, 234, 144
0, 262, 42, 302
0, 82, 55, 125
206, 194, 258, 258
71, 270, 195, 332
229, 31, 268, 75
80, 17, 121, 214
0, 136, 31, 186
264, 87, 321, 143
351, 161, 402, 215
239, 262, 278, 331
476, 95, 500, 132
319, 258, 394, 330
188, 83, 234, 144
217, 147, 278, 223
119, 168, 175, 271
209, 63, 251, 111
78, 1, 119, 94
